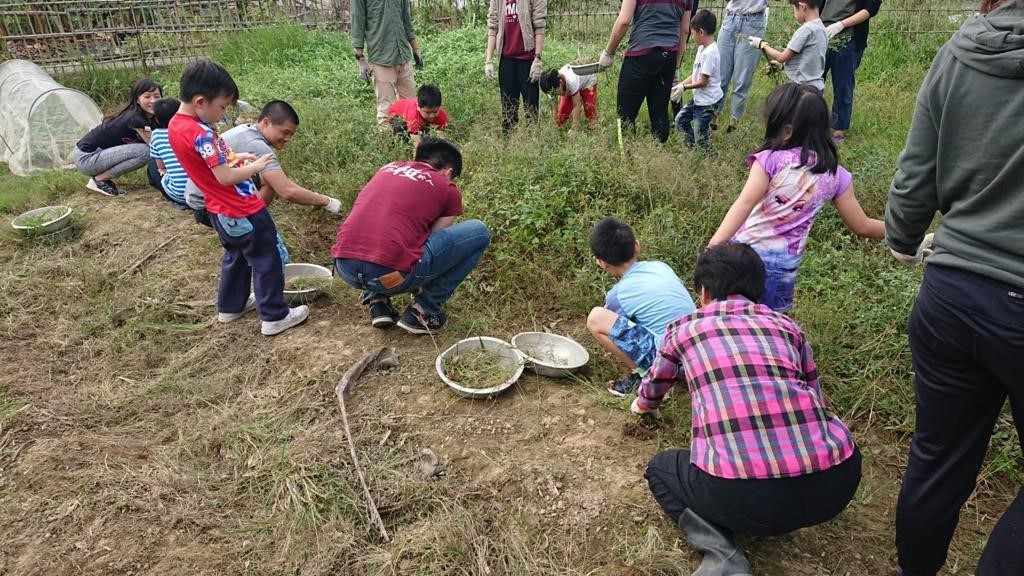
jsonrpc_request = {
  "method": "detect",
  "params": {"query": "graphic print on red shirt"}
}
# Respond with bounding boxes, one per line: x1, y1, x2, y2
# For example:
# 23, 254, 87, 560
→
386, 99, 449, 134
331, 161, 463, 272
501, 0, 533, 60
167, 113, 264, 218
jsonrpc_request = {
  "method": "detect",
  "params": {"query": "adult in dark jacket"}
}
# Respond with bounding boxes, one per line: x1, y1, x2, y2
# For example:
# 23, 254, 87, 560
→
820, 0, 882, 143
597, 0, 692, 143
886, 1, 1024, 573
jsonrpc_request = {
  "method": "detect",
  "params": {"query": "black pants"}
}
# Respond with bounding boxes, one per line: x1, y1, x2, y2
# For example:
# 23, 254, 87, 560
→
896, 265, 1024, 576
617, 50, 677, 143
498, 56, 538, 132
646, 447, 861, 536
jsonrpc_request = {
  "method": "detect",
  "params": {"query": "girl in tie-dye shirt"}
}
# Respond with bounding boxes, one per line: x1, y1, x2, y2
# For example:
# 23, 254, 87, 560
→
709, 83, 884, 311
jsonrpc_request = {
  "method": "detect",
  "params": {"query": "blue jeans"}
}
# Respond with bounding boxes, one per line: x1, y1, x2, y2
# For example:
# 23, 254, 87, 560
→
824, 39, 864, 131
334, 219, 490, 316
896, 266, 1024, 575
754, 248, 800, 313
676, 100, 715, 148
715, 9, 767, 121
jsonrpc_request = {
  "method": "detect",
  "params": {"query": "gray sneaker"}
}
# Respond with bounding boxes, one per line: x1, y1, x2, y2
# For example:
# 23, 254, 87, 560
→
261, 305, 309, 336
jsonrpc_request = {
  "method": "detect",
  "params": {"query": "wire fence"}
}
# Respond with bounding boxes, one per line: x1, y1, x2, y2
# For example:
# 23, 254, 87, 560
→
0, 0, 981, 73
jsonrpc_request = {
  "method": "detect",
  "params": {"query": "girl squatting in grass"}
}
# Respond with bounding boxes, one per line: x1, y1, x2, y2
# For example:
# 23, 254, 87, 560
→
73, 78, 162, 197
708, 82, 883, 312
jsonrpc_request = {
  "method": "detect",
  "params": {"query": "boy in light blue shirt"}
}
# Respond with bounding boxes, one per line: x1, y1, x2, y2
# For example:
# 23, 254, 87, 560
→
586, 217, 696, 397
146, 98, 189, 209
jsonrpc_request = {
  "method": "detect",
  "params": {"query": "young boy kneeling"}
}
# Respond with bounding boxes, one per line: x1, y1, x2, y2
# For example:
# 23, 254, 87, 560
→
169, 60, 308, 336
387, 84, 449, 149
635, 243, 861, 574
586, 218, 695, 397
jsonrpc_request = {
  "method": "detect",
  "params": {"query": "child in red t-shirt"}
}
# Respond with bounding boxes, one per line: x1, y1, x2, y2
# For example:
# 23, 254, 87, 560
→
386, 84, 449, 149
168, 59, 308, 336
538, 64, 598, 130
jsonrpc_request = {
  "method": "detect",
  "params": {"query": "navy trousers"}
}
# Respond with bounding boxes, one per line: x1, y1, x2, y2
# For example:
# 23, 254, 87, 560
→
209, 207, 288, 322
896, 265, 1024, 576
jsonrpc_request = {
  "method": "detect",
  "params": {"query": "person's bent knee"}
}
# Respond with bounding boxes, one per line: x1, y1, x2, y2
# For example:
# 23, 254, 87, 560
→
586, 306, 610, 334
459, 219, 491, 247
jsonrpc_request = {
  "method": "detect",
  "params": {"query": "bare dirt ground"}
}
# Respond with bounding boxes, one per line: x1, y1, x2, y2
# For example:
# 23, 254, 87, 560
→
0, 188, 1008, 575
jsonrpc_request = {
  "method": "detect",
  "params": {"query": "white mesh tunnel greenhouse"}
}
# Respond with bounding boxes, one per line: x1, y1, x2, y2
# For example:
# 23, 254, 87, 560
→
0, 59, 103, 176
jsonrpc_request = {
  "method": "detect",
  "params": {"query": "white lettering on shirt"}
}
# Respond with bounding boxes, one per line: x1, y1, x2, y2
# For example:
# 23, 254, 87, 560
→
382, 163, 435, 186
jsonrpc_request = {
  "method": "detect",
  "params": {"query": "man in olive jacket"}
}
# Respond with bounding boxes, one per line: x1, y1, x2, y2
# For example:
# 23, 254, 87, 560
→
352, 0, 424, 126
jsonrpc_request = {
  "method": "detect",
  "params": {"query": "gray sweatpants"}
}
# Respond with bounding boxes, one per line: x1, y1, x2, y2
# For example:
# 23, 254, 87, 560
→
73, 144, 150, 179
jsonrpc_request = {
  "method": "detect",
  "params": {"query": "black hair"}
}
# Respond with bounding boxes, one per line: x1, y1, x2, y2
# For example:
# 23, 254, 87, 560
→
153, 98, 180, 128
106, 77, 161, 122
259, 100, 300, 125
588, 217, 637, 266
691, 9, 717, 35
760, 82, 838, 174
179, 59, 240, 103
789, 0, 823, 9
417, 84, 442, 108
693, 243, 765, 303
538, 69, 561, 94
414, 137, 463, 178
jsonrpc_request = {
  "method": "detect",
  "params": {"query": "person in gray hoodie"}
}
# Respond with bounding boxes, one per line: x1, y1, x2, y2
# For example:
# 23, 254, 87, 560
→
886, 1, 1024, 574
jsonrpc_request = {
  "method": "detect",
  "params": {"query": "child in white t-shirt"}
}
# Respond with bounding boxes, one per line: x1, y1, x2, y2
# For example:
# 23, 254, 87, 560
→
539, 63, 599, 131
672, 9, 722, 149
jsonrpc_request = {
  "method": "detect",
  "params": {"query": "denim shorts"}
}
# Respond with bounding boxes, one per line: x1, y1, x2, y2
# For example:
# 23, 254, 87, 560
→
610, 315, 658, 370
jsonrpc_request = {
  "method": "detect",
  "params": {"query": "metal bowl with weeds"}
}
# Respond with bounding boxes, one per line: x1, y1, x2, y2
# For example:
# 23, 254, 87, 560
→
511, 332, 589, 378
11, 205, 74, 235
436, 336, 525, 399
283, 263, 333, 304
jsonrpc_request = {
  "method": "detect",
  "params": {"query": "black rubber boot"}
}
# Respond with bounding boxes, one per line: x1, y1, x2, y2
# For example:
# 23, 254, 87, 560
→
679, 509, 754, 576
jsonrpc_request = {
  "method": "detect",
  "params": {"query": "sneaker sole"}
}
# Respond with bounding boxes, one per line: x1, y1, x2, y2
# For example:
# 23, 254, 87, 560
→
261, 312, 309, 336
86, 181, 119, 197
371, 316, 397, 328
396, 319, 432, 335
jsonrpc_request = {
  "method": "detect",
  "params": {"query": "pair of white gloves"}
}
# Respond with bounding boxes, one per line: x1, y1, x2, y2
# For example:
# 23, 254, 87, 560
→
746, 21, 846, 52
484, 59, 543, 82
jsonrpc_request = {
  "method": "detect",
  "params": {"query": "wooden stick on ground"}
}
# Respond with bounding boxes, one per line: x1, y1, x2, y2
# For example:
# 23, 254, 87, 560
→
335, 346, 398, 542
118, 233, 180, 279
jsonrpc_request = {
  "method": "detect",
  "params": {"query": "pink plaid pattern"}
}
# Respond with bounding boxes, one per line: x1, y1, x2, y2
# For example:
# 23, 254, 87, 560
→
637, 297, 856, 479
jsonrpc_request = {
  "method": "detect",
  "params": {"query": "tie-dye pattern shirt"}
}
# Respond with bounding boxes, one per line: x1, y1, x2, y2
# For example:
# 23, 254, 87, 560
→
732, 148, 852, 257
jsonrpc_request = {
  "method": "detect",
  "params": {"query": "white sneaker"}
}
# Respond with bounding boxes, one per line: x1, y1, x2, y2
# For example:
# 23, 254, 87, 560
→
261, 305, 309, 336
217, 293, 257, 323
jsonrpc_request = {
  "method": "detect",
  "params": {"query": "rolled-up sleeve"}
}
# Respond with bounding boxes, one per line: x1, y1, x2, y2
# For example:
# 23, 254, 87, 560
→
532, 0, 547, 35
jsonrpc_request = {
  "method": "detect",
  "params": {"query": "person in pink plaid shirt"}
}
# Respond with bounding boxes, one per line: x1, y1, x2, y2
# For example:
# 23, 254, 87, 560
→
633, 243, 861, 576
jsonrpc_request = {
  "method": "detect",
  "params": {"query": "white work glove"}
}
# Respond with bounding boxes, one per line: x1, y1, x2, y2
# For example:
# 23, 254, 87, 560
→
485, 61, 495, 80
357, 58, 372, 83
323, 197, 342, 214
890, 233, 934, 267
670, 82, 687, 103
826, 21, 845, 39
529, 58, 543, 82
598, 49, 615, 71
747, 36, 764, 50
630, 397, 661, 420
